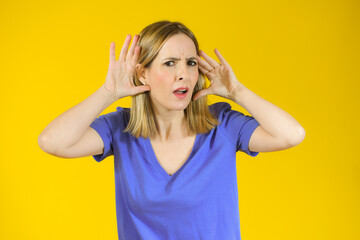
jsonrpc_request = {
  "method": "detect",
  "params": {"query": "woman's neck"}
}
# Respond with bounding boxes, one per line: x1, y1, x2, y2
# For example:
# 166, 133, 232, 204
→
151, 108, 190, 142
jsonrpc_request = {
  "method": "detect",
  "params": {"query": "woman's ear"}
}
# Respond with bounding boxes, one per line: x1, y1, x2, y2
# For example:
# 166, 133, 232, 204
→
136, 64, 147, 85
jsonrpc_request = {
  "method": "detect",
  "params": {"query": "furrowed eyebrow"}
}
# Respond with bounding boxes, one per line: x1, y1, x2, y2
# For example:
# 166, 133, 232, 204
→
163, 57, 197, 61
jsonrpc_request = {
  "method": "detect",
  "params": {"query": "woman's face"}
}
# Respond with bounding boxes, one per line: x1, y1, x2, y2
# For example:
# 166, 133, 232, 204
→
141, 33, 199, 113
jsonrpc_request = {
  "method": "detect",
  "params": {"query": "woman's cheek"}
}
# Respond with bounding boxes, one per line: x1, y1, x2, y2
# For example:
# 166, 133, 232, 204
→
155, 70, 172, 83
191, 71, 199, 85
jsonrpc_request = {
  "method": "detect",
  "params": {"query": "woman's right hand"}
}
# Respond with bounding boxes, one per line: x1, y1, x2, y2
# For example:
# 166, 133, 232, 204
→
103, 34, 151, 101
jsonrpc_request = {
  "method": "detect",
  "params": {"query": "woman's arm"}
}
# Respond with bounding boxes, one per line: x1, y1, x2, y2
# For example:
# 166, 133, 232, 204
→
38, 85, 115, 156
38, 34, 150, 158
193, 48, 305, 152
231, 85, 305, 151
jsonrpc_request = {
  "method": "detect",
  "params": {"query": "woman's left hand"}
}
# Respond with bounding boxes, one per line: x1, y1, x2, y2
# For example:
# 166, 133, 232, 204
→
193, 49, 245, 101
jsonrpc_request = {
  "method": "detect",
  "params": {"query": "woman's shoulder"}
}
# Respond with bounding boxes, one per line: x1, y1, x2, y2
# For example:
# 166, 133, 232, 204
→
96, 106, 130, 130
101, 106, 130, 118
208, 102, 232, 118
208, 101, 253, 125
115, 106, 130, 116
114, 106, 130, 126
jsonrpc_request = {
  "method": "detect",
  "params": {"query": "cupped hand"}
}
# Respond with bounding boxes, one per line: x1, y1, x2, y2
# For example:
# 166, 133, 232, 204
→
103, 34, 150, 100
192, 49, 244, 101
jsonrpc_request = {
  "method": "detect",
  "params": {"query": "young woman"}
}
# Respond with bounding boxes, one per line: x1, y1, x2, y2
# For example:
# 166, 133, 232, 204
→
38, 20, 305, 239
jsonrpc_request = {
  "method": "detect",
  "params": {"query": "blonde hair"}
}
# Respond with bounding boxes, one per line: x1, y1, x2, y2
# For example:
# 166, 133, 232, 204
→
124, 20, 219, 138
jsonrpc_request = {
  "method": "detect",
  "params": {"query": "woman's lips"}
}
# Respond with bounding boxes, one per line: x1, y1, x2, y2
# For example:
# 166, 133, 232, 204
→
173, 87, 189, 99
173, 91, 188, 99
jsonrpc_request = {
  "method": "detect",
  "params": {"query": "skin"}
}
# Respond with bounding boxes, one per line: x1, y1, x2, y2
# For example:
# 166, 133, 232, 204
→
105, 32, 305, 151
38, 30, 304, 165
136, 33, 199, 141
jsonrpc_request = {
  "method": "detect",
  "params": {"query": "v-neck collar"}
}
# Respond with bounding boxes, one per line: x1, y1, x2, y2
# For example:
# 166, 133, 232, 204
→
142, 134, 201, 180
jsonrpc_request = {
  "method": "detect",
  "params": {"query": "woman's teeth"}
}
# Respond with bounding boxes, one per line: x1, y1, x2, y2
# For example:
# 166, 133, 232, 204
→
174, 89, 187, 94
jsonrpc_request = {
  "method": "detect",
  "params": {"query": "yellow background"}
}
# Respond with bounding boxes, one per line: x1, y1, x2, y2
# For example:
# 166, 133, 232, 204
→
1, 0, 359, 239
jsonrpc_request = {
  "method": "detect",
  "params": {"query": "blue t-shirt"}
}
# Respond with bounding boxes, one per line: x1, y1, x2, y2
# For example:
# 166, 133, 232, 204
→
90, 102, 260, 240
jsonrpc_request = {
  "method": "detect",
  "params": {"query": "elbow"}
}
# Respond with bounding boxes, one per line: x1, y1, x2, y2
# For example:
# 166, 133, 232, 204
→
287, 126, 306, 147
38, 133, 48, 152
38, 133, 73, 158
38, 133, 56, 155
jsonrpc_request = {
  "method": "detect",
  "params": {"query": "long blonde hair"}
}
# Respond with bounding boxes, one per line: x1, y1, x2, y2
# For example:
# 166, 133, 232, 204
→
124, 20, 219, 138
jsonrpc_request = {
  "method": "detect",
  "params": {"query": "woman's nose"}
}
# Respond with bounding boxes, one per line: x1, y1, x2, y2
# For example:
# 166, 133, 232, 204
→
178, 63, 190, 81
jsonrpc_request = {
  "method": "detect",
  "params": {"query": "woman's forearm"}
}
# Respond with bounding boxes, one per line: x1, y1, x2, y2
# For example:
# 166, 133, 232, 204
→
230, 85, 305, 145
38, 85, 116, 153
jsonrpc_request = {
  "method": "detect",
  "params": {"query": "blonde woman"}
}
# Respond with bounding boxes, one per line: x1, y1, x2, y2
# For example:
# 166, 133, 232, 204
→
38, 20, 305, 239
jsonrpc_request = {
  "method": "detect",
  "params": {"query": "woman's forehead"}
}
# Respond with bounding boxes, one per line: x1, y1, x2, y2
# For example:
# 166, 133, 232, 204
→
157, 34, 197, 58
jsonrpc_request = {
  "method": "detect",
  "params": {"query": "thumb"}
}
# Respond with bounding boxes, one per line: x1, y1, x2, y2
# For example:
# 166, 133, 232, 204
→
133, 85, 151, 95
192, 88, 212, 101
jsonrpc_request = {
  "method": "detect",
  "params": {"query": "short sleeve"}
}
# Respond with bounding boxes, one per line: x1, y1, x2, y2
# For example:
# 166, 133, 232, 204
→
90, 107, 123, 162
210, 102, 261, 157
90, 113, 114, 162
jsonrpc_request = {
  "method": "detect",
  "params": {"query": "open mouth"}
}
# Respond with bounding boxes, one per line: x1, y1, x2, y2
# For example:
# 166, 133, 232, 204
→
173, 87, 189, 99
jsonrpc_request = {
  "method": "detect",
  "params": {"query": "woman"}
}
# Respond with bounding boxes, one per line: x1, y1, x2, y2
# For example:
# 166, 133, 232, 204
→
38, 20, 305, 240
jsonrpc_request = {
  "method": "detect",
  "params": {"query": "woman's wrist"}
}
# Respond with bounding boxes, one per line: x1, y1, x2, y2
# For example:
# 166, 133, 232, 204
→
228, 83, 248, 103
100, 84, 119, 105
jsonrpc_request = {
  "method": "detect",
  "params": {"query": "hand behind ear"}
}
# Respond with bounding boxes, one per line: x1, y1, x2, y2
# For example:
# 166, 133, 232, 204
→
103, 35, 151, 101
193, 49, 243, 101
135, 63, 148, 86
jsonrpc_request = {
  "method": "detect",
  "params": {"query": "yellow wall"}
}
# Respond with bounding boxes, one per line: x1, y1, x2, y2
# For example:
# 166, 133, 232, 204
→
1, 0, 359, 239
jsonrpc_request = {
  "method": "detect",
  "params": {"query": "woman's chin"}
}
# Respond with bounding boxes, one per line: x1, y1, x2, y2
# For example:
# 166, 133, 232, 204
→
150, 96, 192, 112
172, 99, 192, 111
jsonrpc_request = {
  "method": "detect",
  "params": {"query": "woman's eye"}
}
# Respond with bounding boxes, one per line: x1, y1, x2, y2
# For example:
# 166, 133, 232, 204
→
164, 61, 197, 66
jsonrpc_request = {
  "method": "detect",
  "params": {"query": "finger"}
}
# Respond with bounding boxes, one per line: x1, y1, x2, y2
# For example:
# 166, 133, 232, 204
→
214, 48, 229, 66
198, 64, 210, 76
198, 62, 215, 78
192, 88, 213, 101
119, 34, 131, 62
199, 50, 219, 69
127, 34, 139, 63
131, 45, 141, 67
197, 55, 213, 72
109, 42, 116, 64
132, 85, 151, 95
